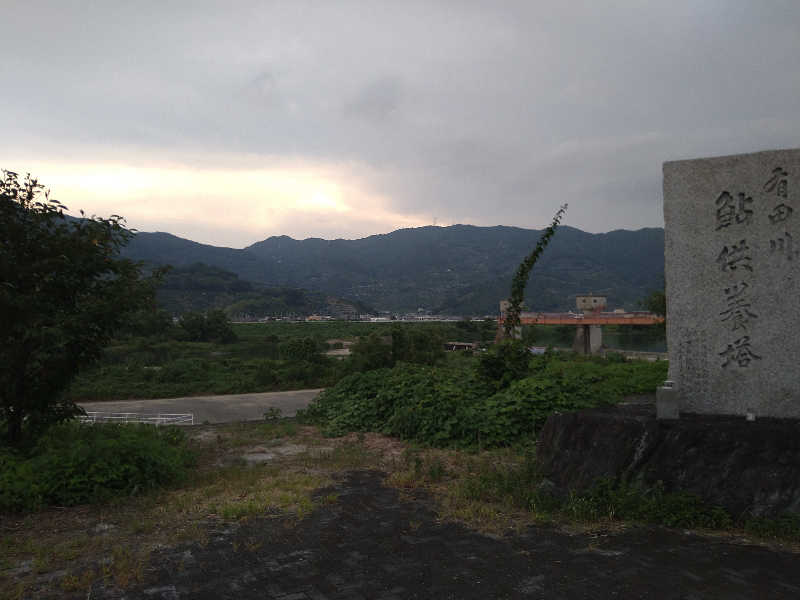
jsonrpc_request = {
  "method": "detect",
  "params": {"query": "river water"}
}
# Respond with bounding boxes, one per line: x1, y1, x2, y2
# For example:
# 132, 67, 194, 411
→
526, 325, 667, 353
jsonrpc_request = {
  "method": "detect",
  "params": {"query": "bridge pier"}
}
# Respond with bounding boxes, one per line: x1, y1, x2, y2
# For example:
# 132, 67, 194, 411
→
572, 324, 603, 355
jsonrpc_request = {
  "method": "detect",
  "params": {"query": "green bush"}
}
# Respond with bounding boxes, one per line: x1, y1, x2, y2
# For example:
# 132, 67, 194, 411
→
476, 339, 532, 390
348, 332, 394, 372
302, 355, 668, 448
280, 337, 322, 362
300, 363, 487, 445
0, 422, 194, 512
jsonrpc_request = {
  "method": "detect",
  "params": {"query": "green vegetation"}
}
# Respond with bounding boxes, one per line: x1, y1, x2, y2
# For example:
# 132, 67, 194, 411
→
641, 286, 666, 317
301, 352, 668, 448
0, 171, 159, 445
390, 445, 800, 543
154, 262, 372, 319
348, 325, 447, 372
0, 422, 194, 511
640, 283, 667, 334
6, 421, 798, 599
0, 421, 377, 597
125, 224, 666, 315
67, 320, 498, 401
176, 309, 238, 343
504, 204, 567, 337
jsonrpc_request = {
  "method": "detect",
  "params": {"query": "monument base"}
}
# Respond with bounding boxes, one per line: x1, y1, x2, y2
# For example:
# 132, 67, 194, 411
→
537, 402, 800, 517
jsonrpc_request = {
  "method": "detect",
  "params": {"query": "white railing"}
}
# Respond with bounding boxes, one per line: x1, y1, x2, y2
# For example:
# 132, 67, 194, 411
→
79, 412, 194, 426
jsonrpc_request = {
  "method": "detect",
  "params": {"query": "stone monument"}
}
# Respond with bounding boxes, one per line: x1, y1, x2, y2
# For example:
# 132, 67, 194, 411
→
663, 148, 800, 418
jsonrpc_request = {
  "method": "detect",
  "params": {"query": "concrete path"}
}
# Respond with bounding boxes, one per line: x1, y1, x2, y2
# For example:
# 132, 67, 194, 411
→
78, 389, 323, 424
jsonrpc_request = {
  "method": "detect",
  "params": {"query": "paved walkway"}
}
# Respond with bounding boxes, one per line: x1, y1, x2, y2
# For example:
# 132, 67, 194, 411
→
78, 389, 323, 423
98, 470, 799, 599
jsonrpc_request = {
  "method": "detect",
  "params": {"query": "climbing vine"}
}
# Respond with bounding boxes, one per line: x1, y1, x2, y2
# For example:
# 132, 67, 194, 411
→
503, 204, 568, 338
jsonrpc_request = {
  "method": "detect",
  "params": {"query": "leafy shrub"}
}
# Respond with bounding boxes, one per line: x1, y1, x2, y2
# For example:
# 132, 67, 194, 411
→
476, 339, 532, 390
348, 332, 393, 372
390, 326, 445, 366
280, 337, 321, 362
300, 363, 487, 445
0, 422, 194, 511
302, 355, 668, 448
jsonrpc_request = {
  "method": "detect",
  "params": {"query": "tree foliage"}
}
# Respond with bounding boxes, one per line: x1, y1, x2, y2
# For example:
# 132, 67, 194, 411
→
348, 326, 445, 373
641, 289, 666, 317
503, 204, 568, 337
476, 339, 532, 390
0, 171, 158, 445
177, 309, 237, 343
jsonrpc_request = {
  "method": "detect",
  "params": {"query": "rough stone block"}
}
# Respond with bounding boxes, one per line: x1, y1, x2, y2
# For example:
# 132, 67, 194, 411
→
663, 148, 800, 417
537, 405, 800, 517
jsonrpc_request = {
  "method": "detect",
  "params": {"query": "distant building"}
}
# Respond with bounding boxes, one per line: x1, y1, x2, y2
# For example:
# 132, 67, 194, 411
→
499, 300, 511, 317
575, 294, 607, 313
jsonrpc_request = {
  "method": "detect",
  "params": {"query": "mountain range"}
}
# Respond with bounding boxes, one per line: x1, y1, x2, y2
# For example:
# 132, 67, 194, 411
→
154, 263, 373, 319
122, 224, 665, 315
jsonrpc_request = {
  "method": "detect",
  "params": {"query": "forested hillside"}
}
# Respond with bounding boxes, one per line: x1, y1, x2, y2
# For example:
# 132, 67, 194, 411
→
124, 225, 665, 314
154, 263, 372, 319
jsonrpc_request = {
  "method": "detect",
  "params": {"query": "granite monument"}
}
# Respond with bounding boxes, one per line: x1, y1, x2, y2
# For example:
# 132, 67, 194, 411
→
663, 148, 799, 417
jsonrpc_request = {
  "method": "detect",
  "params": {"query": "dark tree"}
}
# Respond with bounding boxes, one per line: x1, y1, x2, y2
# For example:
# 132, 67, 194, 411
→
641, 289, 666, 316
391, 326, 444, 366
177, 309, 238, 343
0, 171, 158, 445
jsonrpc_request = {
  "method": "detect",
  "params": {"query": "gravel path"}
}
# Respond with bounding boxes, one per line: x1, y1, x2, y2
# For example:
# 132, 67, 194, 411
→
78, 389, 323, 423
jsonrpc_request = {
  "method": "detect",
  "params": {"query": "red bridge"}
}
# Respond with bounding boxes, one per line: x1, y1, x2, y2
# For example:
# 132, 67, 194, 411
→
496, 295, 664, 354
498, 311, 664, 327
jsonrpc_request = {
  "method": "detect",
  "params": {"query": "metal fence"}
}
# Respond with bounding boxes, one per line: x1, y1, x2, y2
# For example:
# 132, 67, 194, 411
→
79, 412, 194, 426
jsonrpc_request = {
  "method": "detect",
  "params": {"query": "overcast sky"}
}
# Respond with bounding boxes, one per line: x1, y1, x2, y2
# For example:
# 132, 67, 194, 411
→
3, 1, 800, 247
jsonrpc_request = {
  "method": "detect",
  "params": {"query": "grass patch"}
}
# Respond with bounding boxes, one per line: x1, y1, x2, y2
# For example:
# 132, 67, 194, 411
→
4, 419, 797, 598
383, 445, 800, 545
0, 420, 380, 598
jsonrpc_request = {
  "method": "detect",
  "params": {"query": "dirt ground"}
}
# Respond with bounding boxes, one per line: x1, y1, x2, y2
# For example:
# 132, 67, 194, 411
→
5, 424, 800, 599
85, 471, 800, 599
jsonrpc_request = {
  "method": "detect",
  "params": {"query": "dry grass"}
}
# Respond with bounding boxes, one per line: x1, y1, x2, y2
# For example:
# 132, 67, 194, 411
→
0, 421, 382, 599
383, 445, 550, 536
5, 422, 798, 598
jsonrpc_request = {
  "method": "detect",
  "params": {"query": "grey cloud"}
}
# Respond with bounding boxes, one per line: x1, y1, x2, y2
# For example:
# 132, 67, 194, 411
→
3, 1, 800, 242
344, 77, 404, 123
241, 70, 283, 110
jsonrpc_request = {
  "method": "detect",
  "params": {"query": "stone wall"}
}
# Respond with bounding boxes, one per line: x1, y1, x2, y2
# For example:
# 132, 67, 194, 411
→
537, 404, 800, 517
